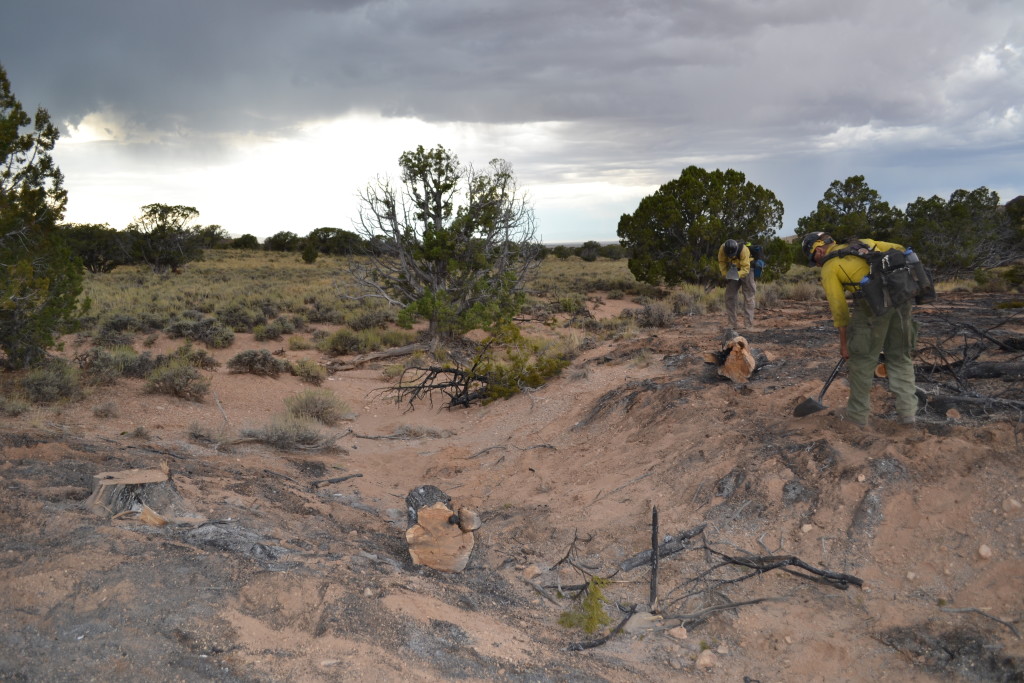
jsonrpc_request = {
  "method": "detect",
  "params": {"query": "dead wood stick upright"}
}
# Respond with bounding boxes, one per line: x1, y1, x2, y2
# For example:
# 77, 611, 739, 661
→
650, 506, 659, 611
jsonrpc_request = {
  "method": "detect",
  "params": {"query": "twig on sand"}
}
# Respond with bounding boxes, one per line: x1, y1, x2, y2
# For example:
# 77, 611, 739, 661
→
940, 606, 1021, 638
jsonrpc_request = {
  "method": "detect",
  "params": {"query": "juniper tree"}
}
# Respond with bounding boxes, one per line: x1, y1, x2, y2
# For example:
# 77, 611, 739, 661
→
353, 145, 540, 345
0, 64, 85, 368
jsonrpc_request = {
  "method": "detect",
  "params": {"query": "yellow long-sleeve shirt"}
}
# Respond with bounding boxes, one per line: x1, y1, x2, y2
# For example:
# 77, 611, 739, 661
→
820, 238, 906, 328
718, 244, 751, 278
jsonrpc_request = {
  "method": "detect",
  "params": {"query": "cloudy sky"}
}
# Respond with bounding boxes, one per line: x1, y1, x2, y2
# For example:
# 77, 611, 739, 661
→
3, 0, 1022, 243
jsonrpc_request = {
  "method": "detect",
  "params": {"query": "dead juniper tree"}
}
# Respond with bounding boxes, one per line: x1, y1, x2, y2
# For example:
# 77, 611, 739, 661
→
350, 144, 541, 350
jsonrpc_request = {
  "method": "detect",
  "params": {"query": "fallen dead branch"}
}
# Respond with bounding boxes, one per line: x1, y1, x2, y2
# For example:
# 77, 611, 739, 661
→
619, 523, 708, 572
310, 473, 363, 488
662, 597, 783, 627
327, 342, 429, 372
468, 443, 556, 459
566, 606, 636, 652
376, 364, 490, 411
939, 606, 1021, 639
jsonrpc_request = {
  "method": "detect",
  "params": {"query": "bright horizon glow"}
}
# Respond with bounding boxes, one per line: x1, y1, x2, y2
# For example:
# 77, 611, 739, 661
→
55, 111, 653, 243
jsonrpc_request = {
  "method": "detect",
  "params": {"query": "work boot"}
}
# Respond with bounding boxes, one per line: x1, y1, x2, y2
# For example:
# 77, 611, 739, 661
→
834, 407, 868, 428
898, 415, 916, 425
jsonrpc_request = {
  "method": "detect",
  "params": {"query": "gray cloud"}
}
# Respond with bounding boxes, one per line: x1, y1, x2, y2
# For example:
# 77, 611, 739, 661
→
2, 0, 1021, 236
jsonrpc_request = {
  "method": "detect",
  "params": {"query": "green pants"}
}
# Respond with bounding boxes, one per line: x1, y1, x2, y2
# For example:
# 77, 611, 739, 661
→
846, 300, 919, 423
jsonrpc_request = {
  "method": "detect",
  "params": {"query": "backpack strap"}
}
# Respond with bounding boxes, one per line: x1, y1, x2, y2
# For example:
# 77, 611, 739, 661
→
819, 239, 873, 265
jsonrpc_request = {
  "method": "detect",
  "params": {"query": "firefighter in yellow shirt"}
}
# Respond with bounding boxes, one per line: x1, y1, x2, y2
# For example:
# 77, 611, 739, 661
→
801, 231, 919, 427
718, 239, 756, 329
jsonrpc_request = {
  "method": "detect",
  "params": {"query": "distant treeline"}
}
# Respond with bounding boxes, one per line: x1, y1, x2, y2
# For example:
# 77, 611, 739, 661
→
58, 221, 635, 273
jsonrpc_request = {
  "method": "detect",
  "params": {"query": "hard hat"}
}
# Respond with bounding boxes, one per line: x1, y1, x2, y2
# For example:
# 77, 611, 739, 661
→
801, 232, 832, 264
724, 239, 741, 258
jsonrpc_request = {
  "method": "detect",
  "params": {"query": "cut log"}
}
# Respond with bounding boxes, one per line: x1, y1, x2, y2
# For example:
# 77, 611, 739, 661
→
87, 468, 171, 516
704, 334, 768, 383
405, 501, 475, 572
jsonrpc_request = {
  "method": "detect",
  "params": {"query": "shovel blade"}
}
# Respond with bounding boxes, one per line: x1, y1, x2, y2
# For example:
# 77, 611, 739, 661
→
793, 397, 827, 417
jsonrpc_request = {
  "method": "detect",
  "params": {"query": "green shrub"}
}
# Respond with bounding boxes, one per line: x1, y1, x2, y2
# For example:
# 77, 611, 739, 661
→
166, 312, 236, 348
347, 308, 395, 331
23, 361, 82, 404
253, 317, 297, 341
168, 343, 221, 370
290, 358, 328, 386
218, 304, 267, 332
558, 578, 611, 634
285, 388, 349, 425
319, 328, 389, 355
288, 335, 315, 350
227, 349, 291, 377
240, 415, 337, 450
145, 360, 210, 401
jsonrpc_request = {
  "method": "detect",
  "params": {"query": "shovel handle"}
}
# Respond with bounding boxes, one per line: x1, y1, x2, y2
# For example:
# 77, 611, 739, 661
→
817, 358, 846, 403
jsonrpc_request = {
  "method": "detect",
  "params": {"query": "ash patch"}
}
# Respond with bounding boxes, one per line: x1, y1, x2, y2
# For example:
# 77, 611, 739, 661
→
877, 626, 1024, 681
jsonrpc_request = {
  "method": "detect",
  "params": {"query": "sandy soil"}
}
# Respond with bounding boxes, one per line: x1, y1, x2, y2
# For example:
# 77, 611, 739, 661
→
2, 293, 1023, 682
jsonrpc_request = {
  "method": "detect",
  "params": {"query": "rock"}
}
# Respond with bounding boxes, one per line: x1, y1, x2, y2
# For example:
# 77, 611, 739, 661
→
622, 611, 663, 634
946, 408, 962, 419
668, 626, 689, 640
695, 649, 718, 669
801, 524, 814, 534
522, 564, 542, 581
978, 544, 993, 559
1003, 498, 1022, 512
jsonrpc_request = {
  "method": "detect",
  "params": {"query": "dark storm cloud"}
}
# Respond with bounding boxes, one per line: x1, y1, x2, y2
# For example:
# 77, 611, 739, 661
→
2, 0, 1021, 236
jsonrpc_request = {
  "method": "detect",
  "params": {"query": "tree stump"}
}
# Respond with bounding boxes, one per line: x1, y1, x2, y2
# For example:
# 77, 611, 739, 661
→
86, 468, 173, 517
404, 486, 479, 572
704, 333, 768, 383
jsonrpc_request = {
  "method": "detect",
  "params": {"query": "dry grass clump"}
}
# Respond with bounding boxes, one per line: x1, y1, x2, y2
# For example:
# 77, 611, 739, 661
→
1, 394, 31, 416
93, 401, 119, 418
145, 360, 210, 402
22, 360, 83, 404
241, 415, 337, 451
284, 389, 350, 425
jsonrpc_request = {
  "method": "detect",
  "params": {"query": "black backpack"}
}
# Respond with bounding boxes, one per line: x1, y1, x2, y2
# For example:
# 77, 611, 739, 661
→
823, 240, 935, 316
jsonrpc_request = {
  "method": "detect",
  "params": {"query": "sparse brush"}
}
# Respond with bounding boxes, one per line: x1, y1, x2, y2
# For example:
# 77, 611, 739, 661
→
226, 350, 291, 377
671, 287, 706, 316
128, 426, 151, 440
168, 343, 220, 370
93, 401, 119, 418
1, 395, 31, 417
288, 335, 315, 350
758, 282, 781, 309
23, 361, 82, 404
391, 424, 446, 439
285, 388, 349, 425
782, 281, 823, 301
241, 415, 337, 451
558, 577, 611, 634
187, 421, 218, 444
346, 308, 395, 331
145, 360, 210, 401
290, 358, 328, 386
635, 301, 674, 328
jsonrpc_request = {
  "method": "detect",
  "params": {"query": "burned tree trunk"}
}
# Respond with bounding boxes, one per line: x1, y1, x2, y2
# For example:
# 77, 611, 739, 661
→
404, 485, 480, 573
703, 332, 769, 383
87, 468, 173, 518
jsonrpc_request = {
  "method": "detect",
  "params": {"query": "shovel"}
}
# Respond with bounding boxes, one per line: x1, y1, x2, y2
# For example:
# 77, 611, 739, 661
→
793, 358, 846, 417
